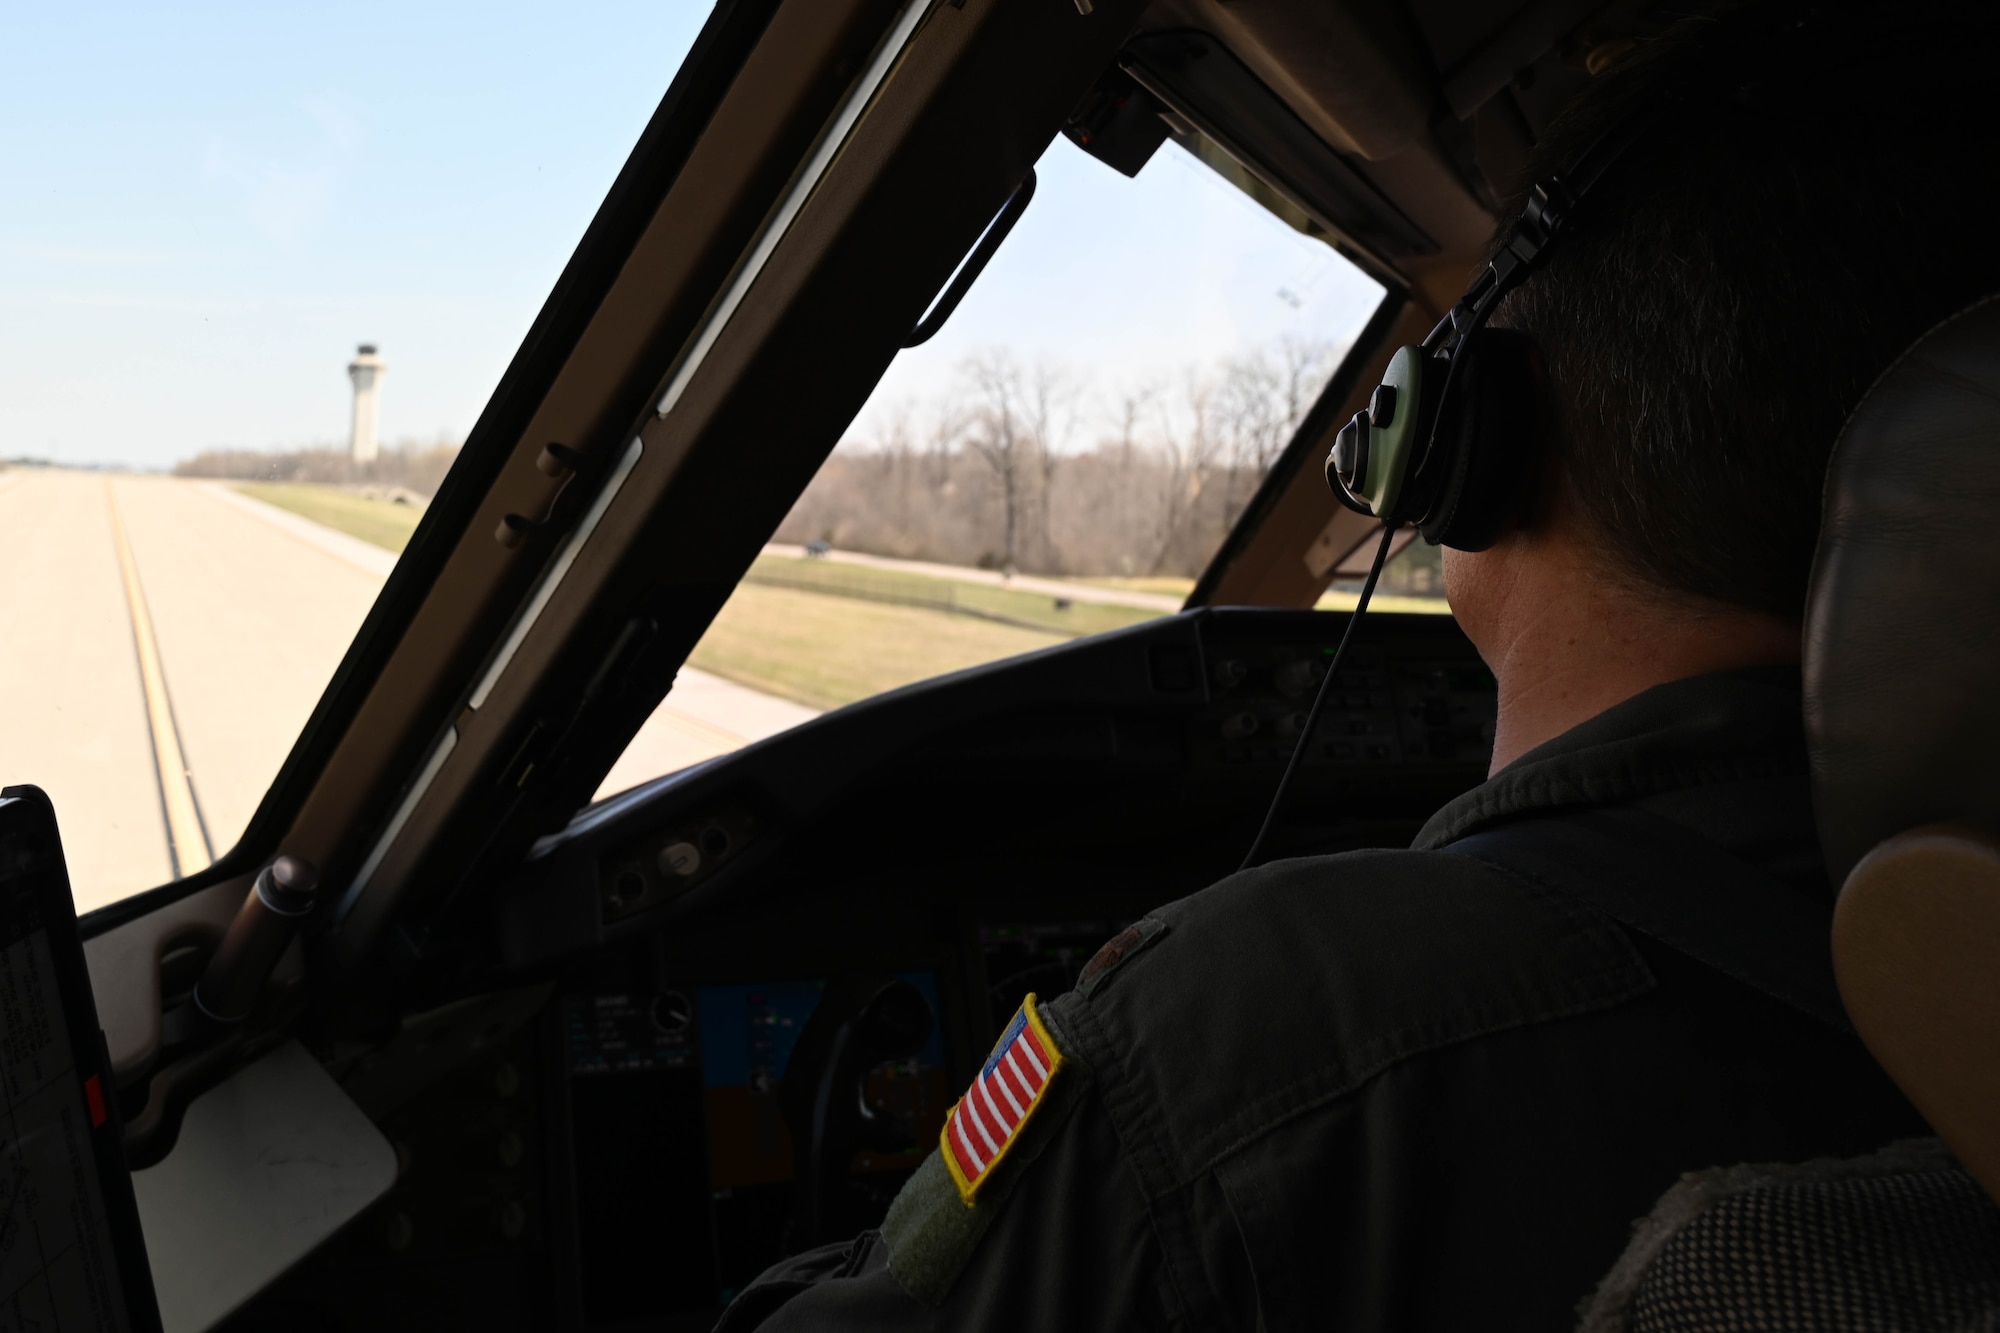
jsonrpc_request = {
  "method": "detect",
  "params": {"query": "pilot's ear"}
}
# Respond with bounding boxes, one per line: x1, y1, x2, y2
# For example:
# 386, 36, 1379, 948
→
1419, 328, 1545, 551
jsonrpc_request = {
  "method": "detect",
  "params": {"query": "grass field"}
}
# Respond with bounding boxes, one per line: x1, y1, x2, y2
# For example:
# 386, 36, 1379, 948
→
234, 482, 424, 552
689, 582, 1071, 710
1072, 575, 1197, 599
229, 483, 1447, 708
1315, 588, 1453, 615
743, 554, 1164, 638
1072, 571, 1454, 613
691, 574, 1448, 710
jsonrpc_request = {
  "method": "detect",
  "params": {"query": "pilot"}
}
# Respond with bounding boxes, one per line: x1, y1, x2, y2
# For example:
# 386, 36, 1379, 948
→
718, 6, 2000, 1329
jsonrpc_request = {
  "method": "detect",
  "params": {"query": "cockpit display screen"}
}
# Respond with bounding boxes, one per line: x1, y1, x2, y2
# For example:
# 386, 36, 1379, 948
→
559, 971, 951, 1324
698, 976, 948, 1190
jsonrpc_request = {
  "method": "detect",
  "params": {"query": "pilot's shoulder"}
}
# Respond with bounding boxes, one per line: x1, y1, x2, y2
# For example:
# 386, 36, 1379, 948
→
1047, 848, 1657, 1176
1145, 845, 1647, 1000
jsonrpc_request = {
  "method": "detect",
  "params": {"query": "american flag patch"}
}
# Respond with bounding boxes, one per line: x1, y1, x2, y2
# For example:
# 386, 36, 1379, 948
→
941, 993, 1065, 1204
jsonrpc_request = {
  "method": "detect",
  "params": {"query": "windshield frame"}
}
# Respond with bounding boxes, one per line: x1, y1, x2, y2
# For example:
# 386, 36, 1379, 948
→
1185, 288, 1406, 607
80, 0, 790, 937
86, 1, 1432, 957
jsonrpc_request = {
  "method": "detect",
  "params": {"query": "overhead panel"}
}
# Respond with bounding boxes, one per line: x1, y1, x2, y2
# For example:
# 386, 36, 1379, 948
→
1121, 30, 1438, 262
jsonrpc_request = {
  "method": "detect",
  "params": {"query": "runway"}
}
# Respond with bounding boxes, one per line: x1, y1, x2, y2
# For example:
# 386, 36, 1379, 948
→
0, 469, 818, 913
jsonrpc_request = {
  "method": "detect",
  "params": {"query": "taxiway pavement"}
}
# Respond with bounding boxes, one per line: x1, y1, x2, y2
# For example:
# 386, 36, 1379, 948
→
0, 470, 818, 912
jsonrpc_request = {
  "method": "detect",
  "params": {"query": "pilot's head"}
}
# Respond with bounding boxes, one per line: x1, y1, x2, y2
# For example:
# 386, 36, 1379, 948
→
1451, 1, 2000, 637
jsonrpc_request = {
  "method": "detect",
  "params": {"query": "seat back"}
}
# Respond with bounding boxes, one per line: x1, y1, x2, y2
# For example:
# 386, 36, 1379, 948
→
1807, 295, 2000, 1203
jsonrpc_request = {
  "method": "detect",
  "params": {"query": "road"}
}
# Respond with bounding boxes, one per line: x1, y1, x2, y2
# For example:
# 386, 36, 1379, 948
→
0, 470, 816, 913
595, 668, 819, 797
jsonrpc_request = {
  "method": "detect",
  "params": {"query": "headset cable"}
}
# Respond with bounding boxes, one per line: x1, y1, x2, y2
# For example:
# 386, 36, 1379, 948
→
1239, 520, 1402, 872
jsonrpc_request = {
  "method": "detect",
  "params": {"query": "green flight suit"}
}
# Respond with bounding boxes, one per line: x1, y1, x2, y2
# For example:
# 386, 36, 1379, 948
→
717, 669, 1922, 1331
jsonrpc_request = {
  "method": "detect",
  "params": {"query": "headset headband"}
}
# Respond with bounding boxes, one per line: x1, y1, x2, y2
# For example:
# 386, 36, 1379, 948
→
1429, 101, 1670, 357
1399, 100, 1672, 493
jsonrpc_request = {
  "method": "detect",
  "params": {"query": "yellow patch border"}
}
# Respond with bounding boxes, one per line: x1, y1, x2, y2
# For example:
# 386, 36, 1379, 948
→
940, 992, 1065, 1205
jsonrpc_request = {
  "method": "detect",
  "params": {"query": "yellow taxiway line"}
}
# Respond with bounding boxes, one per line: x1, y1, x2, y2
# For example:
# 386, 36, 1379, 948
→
105, 480, 212, 878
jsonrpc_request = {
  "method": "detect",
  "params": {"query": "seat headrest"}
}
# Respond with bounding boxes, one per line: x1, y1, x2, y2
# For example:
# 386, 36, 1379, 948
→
1806, 295, 2000, 886
1813, 297, 2000, 1206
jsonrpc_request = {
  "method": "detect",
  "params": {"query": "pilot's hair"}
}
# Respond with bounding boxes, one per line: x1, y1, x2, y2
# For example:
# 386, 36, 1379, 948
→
1496, 1, 2000, 619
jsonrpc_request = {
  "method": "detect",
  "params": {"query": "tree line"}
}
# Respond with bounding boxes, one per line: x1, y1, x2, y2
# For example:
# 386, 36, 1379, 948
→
776, 339, 1345, 579
173, 439, 459, 499
166, 337, 1433, 591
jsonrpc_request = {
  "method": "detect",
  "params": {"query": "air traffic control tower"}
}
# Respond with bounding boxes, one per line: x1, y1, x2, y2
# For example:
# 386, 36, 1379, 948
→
347, 344, 386, 463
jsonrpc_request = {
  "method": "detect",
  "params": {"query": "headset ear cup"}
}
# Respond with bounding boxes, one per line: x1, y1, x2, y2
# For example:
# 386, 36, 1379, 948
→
1419, 329, 1541, 550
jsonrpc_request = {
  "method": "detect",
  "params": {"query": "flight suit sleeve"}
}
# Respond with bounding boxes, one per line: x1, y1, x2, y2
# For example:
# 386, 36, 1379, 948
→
714, 1017, 1178, 1332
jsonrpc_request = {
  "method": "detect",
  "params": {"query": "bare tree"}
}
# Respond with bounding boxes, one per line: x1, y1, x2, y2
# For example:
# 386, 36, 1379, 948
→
174, 437, 461, 498
960, 354, 1060, 574
1208, 338, 1341, 523
772, 337, 1349, 580
1025, 364, 1075, 571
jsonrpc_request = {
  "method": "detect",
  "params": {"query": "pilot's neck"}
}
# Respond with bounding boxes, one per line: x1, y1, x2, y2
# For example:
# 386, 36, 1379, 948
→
1442, 529, 1800, 776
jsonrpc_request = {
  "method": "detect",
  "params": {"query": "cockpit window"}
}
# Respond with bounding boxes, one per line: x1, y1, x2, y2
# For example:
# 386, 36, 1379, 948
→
598, 132, 1388, 799
1, 4, 713, 911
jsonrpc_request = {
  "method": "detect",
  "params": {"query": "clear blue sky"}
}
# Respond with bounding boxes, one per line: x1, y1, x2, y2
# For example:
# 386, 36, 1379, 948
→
2, 1, 1383, 469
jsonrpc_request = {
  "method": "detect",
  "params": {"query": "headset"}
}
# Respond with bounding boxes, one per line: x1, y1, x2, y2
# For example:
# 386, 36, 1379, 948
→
1324, 104, 1667, 549
1241, 103, 1667, 870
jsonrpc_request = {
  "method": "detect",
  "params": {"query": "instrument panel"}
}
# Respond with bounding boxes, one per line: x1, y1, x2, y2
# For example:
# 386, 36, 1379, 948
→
242, 610, 1493, 1330
493, 609, 1493, 959
556, 975, 953, 1318
512, 608, 1496, 1326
